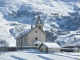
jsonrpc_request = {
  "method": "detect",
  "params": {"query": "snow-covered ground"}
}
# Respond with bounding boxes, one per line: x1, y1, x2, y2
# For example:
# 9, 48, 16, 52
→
0, 49, 80, 60
0, 12, 16, 46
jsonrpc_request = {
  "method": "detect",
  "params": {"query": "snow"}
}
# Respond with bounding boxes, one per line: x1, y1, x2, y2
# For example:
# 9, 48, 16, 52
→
71, 36, 80, 46
0, 0, 79, 15
15, 27, 31, 39
63, 38, 72, 47
62, 34, 80, 47
0, 0, 80, 47
51, 22, 59, 27
0, 12, 16, 46
43, 42, 61, 48
0, 49, 80, 60
0, 1, 80, 60
18, 4, 37, 11
33, 40, 42, 44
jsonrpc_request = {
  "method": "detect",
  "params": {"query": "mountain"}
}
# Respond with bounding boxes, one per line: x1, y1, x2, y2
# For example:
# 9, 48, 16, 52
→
0, 0, 80, 46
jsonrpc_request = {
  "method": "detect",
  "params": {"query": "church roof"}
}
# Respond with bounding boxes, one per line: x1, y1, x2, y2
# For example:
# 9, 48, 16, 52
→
15, 29, 31, 39
15, 27, 47, 39
43, 42, 61, 48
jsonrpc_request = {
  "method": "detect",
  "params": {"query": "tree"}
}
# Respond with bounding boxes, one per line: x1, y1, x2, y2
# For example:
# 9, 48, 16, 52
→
0, 40, 8, 47
14, 24, 26, 49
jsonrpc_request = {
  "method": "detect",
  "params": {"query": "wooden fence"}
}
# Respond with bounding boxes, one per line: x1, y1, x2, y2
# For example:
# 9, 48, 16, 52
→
0, 46, 37, 51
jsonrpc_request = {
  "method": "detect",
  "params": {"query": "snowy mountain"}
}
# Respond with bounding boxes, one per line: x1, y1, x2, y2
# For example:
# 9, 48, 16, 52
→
0, 0, 80, 46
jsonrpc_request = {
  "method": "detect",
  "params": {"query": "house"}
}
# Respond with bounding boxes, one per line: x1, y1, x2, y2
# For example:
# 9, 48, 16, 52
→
63, 35, 80, 52
38, 42, 61, 53
16, 15, 47, 47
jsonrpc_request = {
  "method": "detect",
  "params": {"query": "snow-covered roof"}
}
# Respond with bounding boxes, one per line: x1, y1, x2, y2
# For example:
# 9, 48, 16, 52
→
70, 36, 80, 46
15, 29, 32, 39
71, 38, 80, 44
33, 40, 42, 44
71, 40, 80, 46
63, 35, 80, 47
43, 42, 61, 48
15, 27, 47, 39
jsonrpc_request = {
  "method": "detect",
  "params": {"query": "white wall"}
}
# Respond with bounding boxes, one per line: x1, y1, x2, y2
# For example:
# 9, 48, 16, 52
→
49, 48, 60, 52
28, 27, 46, 46
16, 35, 28, 47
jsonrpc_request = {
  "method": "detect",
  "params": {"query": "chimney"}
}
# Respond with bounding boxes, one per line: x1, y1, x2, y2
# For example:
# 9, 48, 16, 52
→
74, 37, 76, 42
31, 25, 33, 29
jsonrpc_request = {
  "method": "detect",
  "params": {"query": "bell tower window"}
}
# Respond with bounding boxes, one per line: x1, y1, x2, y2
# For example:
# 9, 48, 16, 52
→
39, 26, 41, 29
38, 21, 40, 24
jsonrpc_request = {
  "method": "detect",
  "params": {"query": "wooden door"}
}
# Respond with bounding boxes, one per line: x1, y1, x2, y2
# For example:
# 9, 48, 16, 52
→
46, 47, 48, 53
40, 48, 43, 52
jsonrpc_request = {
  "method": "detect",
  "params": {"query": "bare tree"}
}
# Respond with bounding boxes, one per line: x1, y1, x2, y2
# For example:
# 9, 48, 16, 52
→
0, 40, 9, 47
14, 24, 26, 49
0, 40, 8, 53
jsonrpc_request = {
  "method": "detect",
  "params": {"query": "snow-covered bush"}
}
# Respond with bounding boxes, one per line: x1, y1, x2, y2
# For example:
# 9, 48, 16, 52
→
0, 40, 9, 47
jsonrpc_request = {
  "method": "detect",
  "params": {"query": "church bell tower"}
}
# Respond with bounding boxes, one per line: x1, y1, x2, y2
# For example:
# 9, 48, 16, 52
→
35, 15, 43, 31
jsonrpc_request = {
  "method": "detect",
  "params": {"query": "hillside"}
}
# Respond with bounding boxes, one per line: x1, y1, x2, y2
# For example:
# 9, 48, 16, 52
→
0, 0, 80, 46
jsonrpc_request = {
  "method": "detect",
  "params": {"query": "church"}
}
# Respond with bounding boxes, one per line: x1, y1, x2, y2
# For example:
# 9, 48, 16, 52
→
16, 15, 47, 47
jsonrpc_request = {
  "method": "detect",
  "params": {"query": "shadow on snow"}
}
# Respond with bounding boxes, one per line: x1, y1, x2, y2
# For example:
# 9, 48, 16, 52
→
38, 55, 53, 60
11, 55, 27, 60
52, 53, 79, 60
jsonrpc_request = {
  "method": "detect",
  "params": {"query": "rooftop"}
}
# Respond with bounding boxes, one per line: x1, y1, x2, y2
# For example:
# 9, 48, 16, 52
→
43, 42, 61, 48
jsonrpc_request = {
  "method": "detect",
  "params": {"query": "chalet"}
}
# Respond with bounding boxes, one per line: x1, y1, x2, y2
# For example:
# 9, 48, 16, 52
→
38, 42, 61, 53
63, 35, 80, 52
16, 15, 47, 47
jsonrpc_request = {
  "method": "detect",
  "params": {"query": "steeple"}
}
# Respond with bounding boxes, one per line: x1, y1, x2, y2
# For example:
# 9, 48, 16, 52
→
35, 15, 43, 30
36, 15, 42, 24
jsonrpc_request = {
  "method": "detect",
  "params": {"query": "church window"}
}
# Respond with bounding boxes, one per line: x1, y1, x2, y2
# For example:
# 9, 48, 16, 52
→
35, 37, 38, 40
39, 26, 41, 29
36, 31, 37, 33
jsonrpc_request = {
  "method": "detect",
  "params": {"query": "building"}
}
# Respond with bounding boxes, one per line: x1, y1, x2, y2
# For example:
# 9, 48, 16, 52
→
16, 15, 47, 47
63, 35, 80, 52
38, 42, 61, 53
